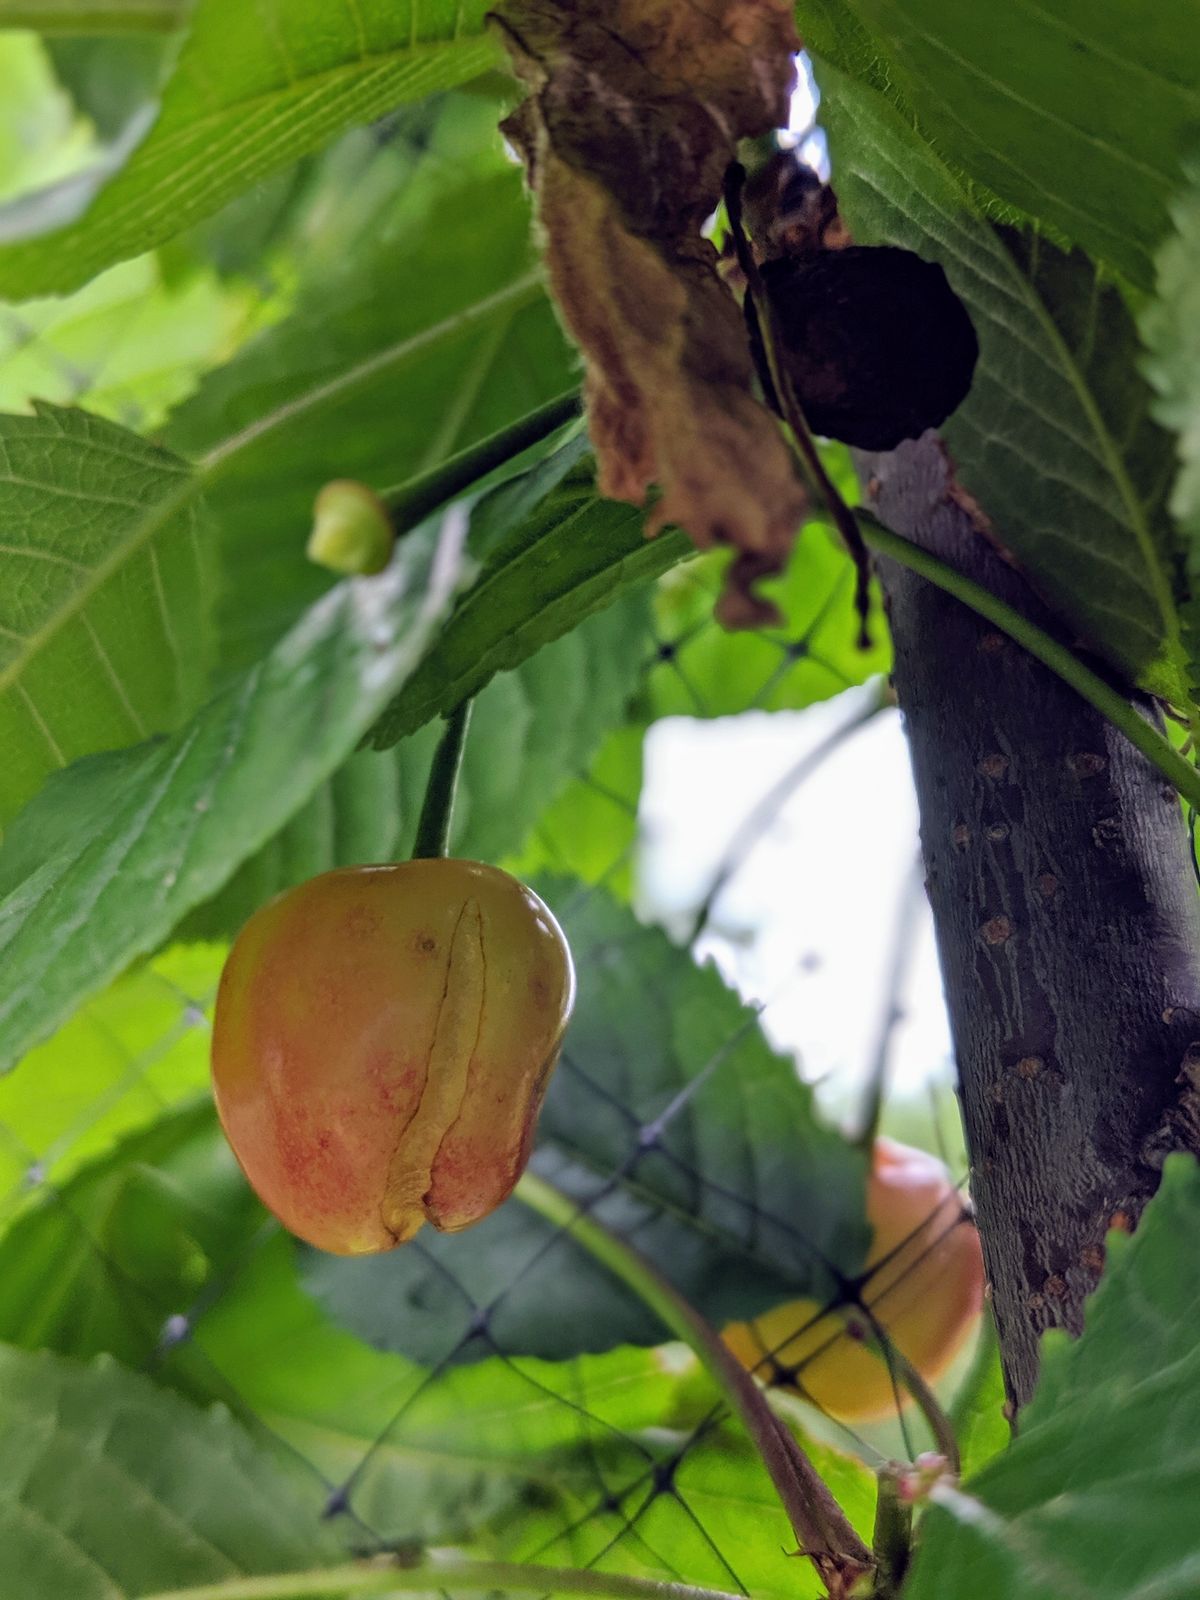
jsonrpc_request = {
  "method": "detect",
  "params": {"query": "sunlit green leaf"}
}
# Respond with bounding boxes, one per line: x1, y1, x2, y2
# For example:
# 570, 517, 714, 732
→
0, 256, 261, 430
0, 32, 97, 204
949, 1313, 1009, 1481
0, 941, 220, 1211
0, 0, 502, 298
507, 724, 645, 902
487, 1418, 874, 1600
643, 521, 888, 720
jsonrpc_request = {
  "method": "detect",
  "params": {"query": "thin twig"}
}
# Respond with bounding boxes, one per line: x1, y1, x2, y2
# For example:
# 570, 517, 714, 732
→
852, 850, 927, 1149
723, 164, 873, 646
516, 1171, 873, 1597
689, 679, 889, 944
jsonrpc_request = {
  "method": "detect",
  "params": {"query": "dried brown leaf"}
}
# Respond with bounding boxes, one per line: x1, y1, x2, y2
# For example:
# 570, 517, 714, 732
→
495, 0, 808, 626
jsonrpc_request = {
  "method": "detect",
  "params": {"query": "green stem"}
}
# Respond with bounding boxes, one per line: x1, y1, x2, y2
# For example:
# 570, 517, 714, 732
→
872, 1332, 960, 1473
857, 510, 1200, 813
380, 391, 582, 533
411, 700, 473, 860
869, 1470, 913, 1600
139, 1555, 748, 1600
515, 1171, 873, 1588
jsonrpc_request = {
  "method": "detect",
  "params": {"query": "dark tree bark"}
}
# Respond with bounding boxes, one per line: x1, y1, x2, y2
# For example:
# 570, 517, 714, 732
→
858, 433, 1200, 1411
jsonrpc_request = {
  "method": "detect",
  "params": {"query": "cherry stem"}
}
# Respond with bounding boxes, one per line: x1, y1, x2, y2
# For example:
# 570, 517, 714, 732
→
412, 699, 473, 859
379, 391, 582, 533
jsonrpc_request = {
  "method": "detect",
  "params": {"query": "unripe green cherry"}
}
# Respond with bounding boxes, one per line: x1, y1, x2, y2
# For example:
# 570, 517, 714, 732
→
307, 479, 394, 576
211, 860, 575, 1254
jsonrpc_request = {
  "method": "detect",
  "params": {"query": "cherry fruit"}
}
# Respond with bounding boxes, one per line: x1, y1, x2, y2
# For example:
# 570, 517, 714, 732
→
211, 860, 574, 1255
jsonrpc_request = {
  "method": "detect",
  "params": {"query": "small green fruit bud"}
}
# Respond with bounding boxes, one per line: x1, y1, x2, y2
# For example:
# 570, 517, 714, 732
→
307, 480, 394, 576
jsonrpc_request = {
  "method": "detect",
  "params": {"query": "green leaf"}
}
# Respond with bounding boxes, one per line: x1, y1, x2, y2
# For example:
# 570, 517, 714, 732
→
366, 444, 690, 751
182, 590, 653, 942
0, 1095, 694, 1544
0, 32, 97, 204
819, 64, 1185, 701
507, 724, 645, 902
177, 89, 511, 289
44, 32, 174, 143
0, 0, 501, 299
0, 256, 262, 431
1142, 153, 1200, 701
443, 594, 652, 865
948, 1312, 1009, 1481
0, 941, 221, 1211
8, 1096, 866, 1573
0, 1099, 258, 1365
301, 879, 870, 1363
906, 1155, 1200, 1600
486, 1420, 874, 1600
799, 0, 1200, 291
168, 164, 573, 676
643, 519, 889, 719
192, 1231, 688, 1544
0, 509, 464, 1076
0, 403, 214, 826
0, 1342, 342, 1597
0, 2, 188, 32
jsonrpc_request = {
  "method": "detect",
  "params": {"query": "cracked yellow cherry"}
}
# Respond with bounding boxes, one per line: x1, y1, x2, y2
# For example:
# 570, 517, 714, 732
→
210, 860, 575, 1255
724, 1137, 985, 1419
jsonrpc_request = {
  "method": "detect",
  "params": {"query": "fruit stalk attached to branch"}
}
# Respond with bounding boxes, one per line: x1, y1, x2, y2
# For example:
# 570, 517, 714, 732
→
212, 700, 573, 1254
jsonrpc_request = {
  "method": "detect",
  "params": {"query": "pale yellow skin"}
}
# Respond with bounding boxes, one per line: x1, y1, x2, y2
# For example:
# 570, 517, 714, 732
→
211, 860, 575, 1255
724, 1137, 985, 1419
